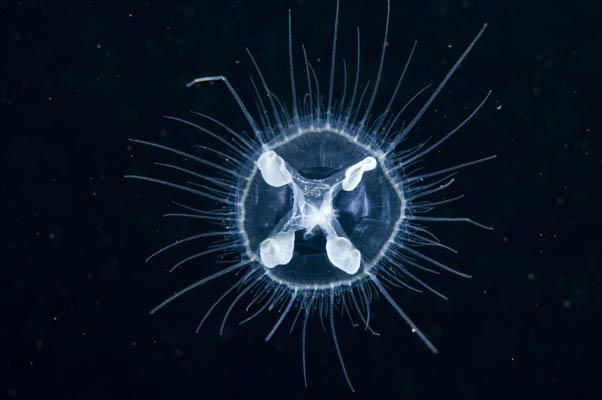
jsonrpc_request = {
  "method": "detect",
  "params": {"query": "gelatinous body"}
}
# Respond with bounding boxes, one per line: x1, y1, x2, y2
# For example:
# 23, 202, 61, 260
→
244, 128, 401, 286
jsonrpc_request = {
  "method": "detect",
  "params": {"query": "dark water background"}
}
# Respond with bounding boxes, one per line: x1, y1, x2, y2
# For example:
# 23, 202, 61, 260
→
3, 0, 601, 398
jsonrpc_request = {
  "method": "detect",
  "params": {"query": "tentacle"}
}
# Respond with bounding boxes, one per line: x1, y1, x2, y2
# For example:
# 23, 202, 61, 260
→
371, 275, 438, 354
149, 260, 249, 315
330, 293, 355, 392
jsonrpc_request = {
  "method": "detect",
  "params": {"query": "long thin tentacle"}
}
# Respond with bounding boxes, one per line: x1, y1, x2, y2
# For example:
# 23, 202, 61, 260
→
149, 260, 248, 315
371, 275, 438, 354
326, 0, 340, 125
330, 293, 355, 392
186, 76, 262, 139
265, 291, 297, 341
387, 23, 488, 152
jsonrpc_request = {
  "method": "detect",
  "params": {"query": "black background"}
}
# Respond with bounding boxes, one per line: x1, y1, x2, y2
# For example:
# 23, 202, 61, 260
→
3, 0, 601, 399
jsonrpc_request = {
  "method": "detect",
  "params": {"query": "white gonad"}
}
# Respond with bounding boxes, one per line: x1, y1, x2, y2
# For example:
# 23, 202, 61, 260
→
325, 235, 361, 274
260, 231, 296, 268
256, 150, 293, 187
342, 156, 377, 191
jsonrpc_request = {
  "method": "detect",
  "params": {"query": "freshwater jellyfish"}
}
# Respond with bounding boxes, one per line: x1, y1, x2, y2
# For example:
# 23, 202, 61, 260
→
127, 0, 493, 391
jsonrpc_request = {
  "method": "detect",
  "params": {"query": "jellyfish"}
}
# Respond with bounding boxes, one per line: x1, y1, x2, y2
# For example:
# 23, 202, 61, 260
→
127, 0, 494, 392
